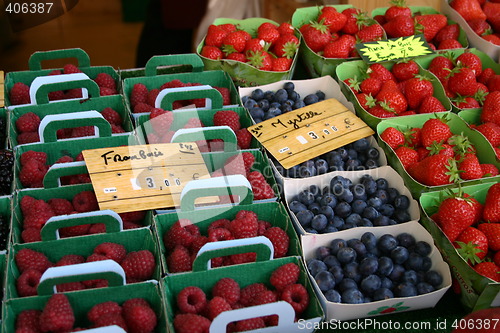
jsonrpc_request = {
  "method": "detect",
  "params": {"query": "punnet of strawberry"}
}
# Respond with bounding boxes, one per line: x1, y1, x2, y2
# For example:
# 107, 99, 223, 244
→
373, 0, 467, 50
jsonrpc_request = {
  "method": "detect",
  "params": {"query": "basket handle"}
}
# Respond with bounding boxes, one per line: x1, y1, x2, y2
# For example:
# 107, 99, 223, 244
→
144, 54, 204, 76
28, 48, 91, 70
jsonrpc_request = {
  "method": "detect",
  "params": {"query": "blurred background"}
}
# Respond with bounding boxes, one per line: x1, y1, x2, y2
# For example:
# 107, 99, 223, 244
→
0, 0, 440, 73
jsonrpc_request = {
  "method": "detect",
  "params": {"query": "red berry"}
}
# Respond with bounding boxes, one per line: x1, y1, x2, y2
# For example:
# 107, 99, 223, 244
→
212, 277, 240, 306
163, 220, 200, 250
101, 107, 122, 125
94, 313, 128, 330
48, 198, 73, 215
15, 248, 52, 273
206, 296, 231, 320
19, 159, 47, 188
72, 191, 98, 212
149, 108, 174, 135
130, 83, 149, 108
17, 132, 40, 144
174, 313, 211, 333
177, 286, 207, 314
213, 110, 240, 132
94, 73, 116, 90
16, 268, 42, 297
56, 254, 85, 266
134, 102, 153, 114
123, 302, 157, 333
39, 294, 75, 332
87, 301, 122, 323
10, 82, 31, 105
94, 242, 127, 263
263, 227, 289, 258
167, 245, 192, 273
230, 214, 258, 239
15, 309, 41, 332
236, 128, 253, 149
280, 283, 309, 315
16, 112, 40, 133
120, 250, 155, 281
270, 263, 300, 291
247, 171, 274, 200
235, 318, 266, 331
240, 283, 268, 306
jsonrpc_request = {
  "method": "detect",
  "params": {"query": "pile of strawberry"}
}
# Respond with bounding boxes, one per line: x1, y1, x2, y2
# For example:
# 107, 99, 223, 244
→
173, 263, 309, 333
431, 183, 500, 282
164, 210, 289, 273
15, 244, 156, 297
425, 51, 498, 109
375, 0, 464, 50
15, 108, 126, 145
14, 294, 157, 332
345, 60, 447, 118
298, 6, 384, 59
200, 21, 299, 71
450, 0, 500, 45
145, 108, 253, 151
380, 115, 499, 186
130, 79, 231, 114
19, 194, 147, 243
471, 91, 500, 158
9, 64, 118, 106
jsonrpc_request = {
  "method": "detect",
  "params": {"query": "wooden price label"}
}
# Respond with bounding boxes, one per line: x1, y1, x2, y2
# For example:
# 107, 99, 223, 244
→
248, 99, 374, 169
0, 71, 4, 108
82, 143, 213, 213
356, 35, 433, 64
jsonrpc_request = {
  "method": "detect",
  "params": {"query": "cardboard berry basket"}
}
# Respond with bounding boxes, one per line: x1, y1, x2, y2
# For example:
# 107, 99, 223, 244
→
283, 165, 420, 236
302, 221, 452, 321
9, 93, 134, 148
336, 59, 452, 130
376, 113, 500, 199
441, 0, 500, 61
4, 227, 161, 300
120, 53, 205, 79
371, 6, 468, 49
419, 182, 500, 311
1, 281, 167, 333
291, 5, 386, 80
11, 183, 153, 245
162, 256, 324, 332
13, 123, 139, 190
4, 48, 119, 108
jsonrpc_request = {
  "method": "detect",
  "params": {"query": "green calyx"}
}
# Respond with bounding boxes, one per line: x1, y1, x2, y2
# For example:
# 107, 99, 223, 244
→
390, 0, 407, 7
346, 76, 361, 91
355, 12, 370, 29
456, 241, 484, 265
246, 50, 266, 69
379, 100, 396, 113
474, 88, 489, 106
427, 141, 447, 156
445, 158, 463, 183
280, 41, 298, 59
364, 94, 377, 108
310, 19, 329, 34
222, 44, 237, 56
448, 133, 474, 157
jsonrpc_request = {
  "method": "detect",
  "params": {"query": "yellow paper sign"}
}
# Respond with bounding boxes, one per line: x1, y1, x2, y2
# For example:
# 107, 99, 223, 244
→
248, 99, 374, 169
0, 71, 4, 108
356, 35, 433, 63
82, 143, 213, 213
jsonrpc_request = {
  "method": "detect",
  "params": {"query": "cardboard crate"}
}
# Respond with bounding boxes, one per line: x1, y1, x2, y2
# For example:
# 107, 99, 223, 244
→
162, 256, 324, 332
283, 165, 420, 235
420, 182, 500, 310
196, 18, 300, 87
376, 113, 500, 199
291, 5, 385, 79
2, 281, 167, 333
9, 94, 134, 147
5, 227, 161, 299
302, 221, 452, 321
4, 48, 119, 108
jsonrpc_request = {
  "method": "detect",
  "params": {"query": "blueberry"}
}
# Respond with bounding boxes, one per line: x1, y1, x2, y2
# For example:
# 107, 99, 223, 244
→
339, 188, 354, 203
323, 255, 340, 268
373, 215, 391, 226
270, 102, 281, 109
293, 100, 306, 109
316, 90, 326, 101
311, 214, 328, 231
315, 270, 336, 292
281, 103, 293, 113
326, 151, 343, 166
387, 188, 400, 202
307, 259, 327, 276
329, 265, 344, 284
344, 262, 362, 282
422, 256, 432, 272
374, 189, 389, 204
267, 106, 282, 118
331, 183, 345, 197
298, 190, 315, 205
283, 99, 294, 108
359, 256, 379, 276
402, 270, 418, 285
347, 149, 358, 160
296, 210, 314, 227
320, 206, 334, 220
258, 99, 269, 111
331, 175, 352, 189
320, 193, 337, 208
305, 227, 319, 234
397, 233, 416, 248
361, 232, 377, 250
341, 222, 357, 230
362, 206, 380, 220
425, 270, 443, 287
330, 216, 345, 229
347, 239, 367, 258
342, 288, 364, 304
345, 159, 361, 171
377, 257, 394, 276
286, 165, 300, 178
361, 275, 382, 295
417, 271, 426, 283
379, 204, 395, 217
394, 195, 410, 210
288, 90, 300, 101
391, 246, 410, 265
345, 213, 363, 226
367, 147, 380, 160
283, 82, 295, 92
352, 200, 368, 214
373, 287, 394, 301
315, 159, 329, 175
316, 246, 331, 260
369, 246, 381, 257
417, 282, 435, 295
244, 98, 258, 109
367, 196, 383, 209
324, 225, 339, 233
389, 264, 406, 282
362, 178, 377, 196
353, 138, 370, 152
289, 200, 307, 214
254, 118, 263, 123
308, 202, 321, 215
249, 107, 265, 120
264, 90, 274, 101
325, 289, 342, 303
406, 253, 424, 271
337, 247, 357, 264
394, 282, 417, 297
352, 184, 367, 201
304, 93, 319, 105
274, 89, 288, 103
241, 95, 249, 104
335, 202, 352, 218
380, 277, 393, 290
377, 234, 398, 254
330, 239, 347, 255
358, 153, 367, 164
414, 241, 432, 257
298, 165, 316, 178
336, 148, 349, 161
338, 278, 358, 293
251, 88, 264, 101
365, 159, 379, 169
375, 178, 389, 190
309, 184, 321, 197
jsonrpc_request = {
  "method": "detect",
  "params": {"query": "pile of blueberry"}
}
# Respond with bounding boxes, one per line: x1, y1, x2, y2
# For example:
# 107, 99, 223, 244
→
289, 175, 413, 234
274, 137, 381, 178
241, 82, 326, 123
308, 231, 444, 304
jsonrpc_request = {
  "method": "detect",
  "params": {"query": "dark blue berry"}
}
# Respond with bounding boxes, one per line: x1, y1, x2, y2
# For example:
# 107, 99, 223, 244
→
425, 270, 443, 287
373, 287, 394, 301
394, 282, 417, 297
365, 159, 379, 169
414, 241, 432, 257
380, 277, 393, 290
308, 202, 321, 215
394, 195, 410, 210
342, 288, 364, 304
373, 215, 391, 226
352, 184, 367, 201
323, 255, 341, 268
298, 165, 316, 178
281, 104, 293, 113
391, 246, 409, 265
307, 258, 327, 276
344, 262, 362, 282
315, 90, 326, 101
337, 247, 357, 264
353, 138, 370, 152
320, 193, 337, 208
315, 159, 329, 174
251, 88, 264, 101
417, 282, 435, 295
304, 93, 319, 105
330, 239, 347, 255
315, 270, 336, 292
422, 256, 432, 272
264, 90, 274, 101
362, 206, 380, 220
325, 289, 341, 303
338, 278, 358, 293
352, 200, 367, 214
298, 190, 315, 205
329, 265, 344, 284
389, 264, 406, 282
361, 232, 377, 250
289, 200, 307, 214
339, 188, 354, 203
316, 246, 331, 259
367, 197, 383, 209
347, 239, 367, 258
377, 257, 394, 277
376, 178, 389, 190
378, 234, 398, 254
258, 99, 269, 111
374, 189, 389, 204
335, 202, 352, 218
249, 107, 265, 120
288, 90, 300, 101
397, 233, 416, 248
359, 257, 379, 276
330, 216, 345, 229
296, 210, 314, 227
283, 82, 295, 92
320, 205, 334, 220
311, 214, 328, 231
274, 89, 288, 103
361, 275, 382, 295
367, 147, 380, 160
406, 253, 424, 271
345, 213, 363, 226
402, 270, 418, 285
379, 204, 395, 217
293, 100, 306, 109
387, 187, 400, 202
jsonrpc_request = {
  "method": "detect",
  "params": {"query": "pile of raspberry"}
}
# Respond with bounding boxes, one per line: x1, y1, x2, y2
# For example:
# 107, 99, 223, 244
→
15, 243, 156, 297
165, 210, 289, 273
173, 263, 310, 333
19, 193, 147, 243
130, 79, 232, 114
145, 108, 253, 151
9, 64, 118, 106
14, 294, 157, 332
15, 107, 126, 145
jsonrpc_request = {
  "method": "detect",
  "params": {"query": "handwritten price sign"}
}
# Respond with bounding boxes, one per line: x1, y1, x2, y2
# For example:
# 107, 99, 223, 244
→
356, 35, 433, 63
248, 99, 374, 169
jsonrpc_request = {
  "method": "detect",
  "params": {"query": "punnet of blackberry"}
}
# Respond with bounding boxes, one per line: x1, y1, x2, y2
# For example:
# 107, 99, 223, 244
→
0, 116, 6, 146
0, 150, 14, 195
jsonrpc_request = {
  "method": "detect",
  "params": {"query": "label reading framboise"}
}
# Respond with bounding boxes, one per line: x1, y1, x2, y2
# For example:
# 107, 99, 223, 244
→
356, 35, 433, 64
82, 143, 214, 213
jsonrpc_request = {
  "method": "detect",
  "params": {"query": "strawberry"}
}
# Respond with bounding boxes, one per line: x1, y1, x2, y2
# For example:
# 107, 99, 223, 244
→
368, 103, 397, 118
450, 0, 487, 21
403, 127, 422, 147
323, 34, 356, 59
468, 18, 491, 36
383, 15, 414, 38
456, 52, 482, 77
385, 0, 411, 21
458, 153, 483, 180
369, 63, 396, 83
301, 20, 332, 52
359, 77, 382, 96
376, 80, 407, 115
495, 251, 500, 267
487, 74, 500, 92
407, 154, 460, 186
272, 34, 299, 59
476, 122, 500, 146
434, 24, 460, 45
258, 27, 280, 44
483, 183, 500, 223
456, 226, 489, 264
395, 146, 419, 169
478, 223, 500, 251
226, 52, 246, 62
404, 75, 434, 110
452, 95, 480, 109
200, 46, 223, 60
246, 50, 272, 71
277, 22, 294, 35
205, 25, 228, 47
356, 24, 384, 42
482, 33, 500, 45
473, 262, 500, 282
39, 294, 75, 332
318, 6, 347, 33
271, 57, 293, 72
448, 67, 478, 96
483, 1, 500, 32
438, 39, 463, 50
356, 92, 377, 110
421, 116, 453, 147
380, 127, 405, 149
391, 60, 419, 82
418, 96, 447, 114
341, 8, 367, 35
415, 14, 448, 42
428, 55, 455, 83
481, 91, 500, 126
481, 164, 499, 177
244, 38, 265, 55
428, 142, 455, 158
222, 30, 250, 54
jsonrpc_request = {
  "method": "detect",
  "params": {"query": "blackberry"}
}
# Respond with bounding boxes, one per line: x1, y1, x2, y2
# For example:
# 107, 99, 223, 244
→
0, 214, 8, 250
0, 150, 14, 195
0, 116, 6, 146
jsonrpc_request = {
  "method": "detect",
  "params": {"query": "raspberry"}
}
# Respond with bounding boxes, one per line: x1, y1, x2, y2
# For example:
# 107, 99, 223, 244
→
123, 302, 157, 333
263, 227, 289, 258
270, 263, 300, 291
56, 254, 85, 266
147, 88, 160, 107
120, 250, 156, 281
94, 73, 116, 90
229, 252, 256, 265
206, 296, 231, 320
247, 171, 275, 200
167, 246, 192, 273
241, 152, 256, 172
55, 155, 74, 163
111, 124, 125, 133
183, 118, 205, 129
208, 227, 234, 242
123, 221, 142, 230
86, 253, 108, 262
211, 277, 240, 306
21, 228, 41, 243
174, 313, 211, 333
101, 107, 122, 125
208, 219, 231, 231
235, 210, 258, 223
160, 130, 175, 143
20, 159, 47, 188
17, 132, 40, 144
235, 318, 266, 331
214, 86, 231, 105
72, 191, 99, 212
223, 154, 247, 176
20, 151, 47, 167
16, 112, 40, 133
240, 283, 268, 306
56, 281, 85, 292
94, 313, 128, 330
60, 224, 91, 238
23, 213, 52, 229
236, 128, 253, 149
177, 286, 207, 314
230, 215, 258, 239
20, 196, 36, 215
10, 82, 30, 105
87, 301, 122, 323
63, 64, 81, 74
280, 284, 309, 314
213, 110, 240, 132
48, 198, 74, 215
161, 79, 186, 89
75, 153, 85, 161
122, 298, 149, 316
190, 235, 209, 255
65, 88, 83, 99
257, 220, 271, 235
147, 132, 160, 144
16, 268, 42, 297
15, 309, 41, 331
49, 90, 65, 101
100, 87, 117, 96
94, 242, 127, 263
71, 126, 95, 137
253, 289, 278, 306
39, 294, 75, 332
209, 139, 225, 151
163, 220, 200, 250
130, 83, 149, 107
134, 102, 153, 114
15, 248, 52, 273
88, 223, 106, 234
149, 108, 174, 135
119, 210, 146, 223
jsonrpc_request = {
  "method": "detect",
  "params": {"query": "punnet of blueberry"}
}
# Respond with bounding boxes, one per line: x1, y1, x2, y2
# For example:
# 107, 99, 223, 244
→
306, 232, 443, 304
